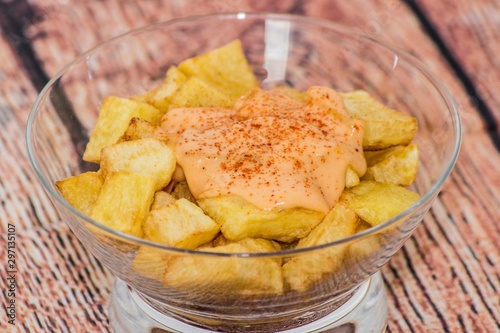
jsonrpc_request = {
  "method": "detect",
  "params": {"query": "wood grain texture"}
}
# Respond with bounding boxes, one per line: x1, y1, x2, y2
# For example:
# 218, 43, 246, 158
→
300, 0, 488, 136
0, 0, 498, 332
0, 223, 113, 332
383, 132, 500, 333
0, 27, 61, 232
412, 0, 500, 140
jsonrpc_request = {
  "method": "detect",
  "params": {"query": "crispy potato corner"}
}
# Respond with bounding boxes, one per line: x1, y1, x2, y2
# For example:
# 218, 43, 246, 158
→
197, 195, 325, 242
56, 172, 103, 216
118, 118, 156, 142
178, 40, 259, 101
169, 76, 233, 109
100, 138, 176, 191
343, 180, 420, 226
363, 143, 419, 186
83, 97, 163, 163
341, 90, 418, 150
143, 198, 220, 249
282, 203, 359, 292
132, 246, 170, 282
163, 238, 283, 296
90, 171, 156, 237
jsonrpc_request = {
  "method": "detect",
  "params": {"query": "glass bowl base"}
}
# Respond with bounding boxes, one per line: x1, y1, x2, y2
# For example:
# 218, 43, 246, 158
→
108, 271, 387, 333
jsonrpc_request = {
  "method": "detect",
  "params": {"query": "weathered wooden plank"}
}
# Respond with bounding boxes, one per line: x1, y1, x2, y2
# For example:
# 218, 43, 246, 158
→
0, 31, 65, 232
411, 0, 500, 140
0, 222, 113, 332
383, 131, 500, 333
384, 139, 500, 331
301, 0, 489, 136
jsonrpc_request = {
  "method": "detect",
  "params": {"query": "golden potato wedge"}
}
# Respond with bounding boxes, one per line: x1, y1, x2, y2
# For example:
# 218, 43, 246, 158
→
296, 203, 359, 249
130, 66, 187, 113
118, 118, 156, 142
235, 237, 282, 253
168, 76, 233, 110
343, 180, 420, 226
143, 198, 220, 249
282, 203, 359, 292
170, 181, 196, 203
100, 138, 176, 191
211, 237, 282, 263
363, 143, 419, 186
345, 166, 361, 188
340, 90, 418, 150
90, 171, 156, 237
56, 171, 103, 216
211, 233, 229, 247
163, 239, 283, 297
340, 179, 378, 200
345, 221, 382, 264
178, 40, 259, 101
132, 246, 170, 281
83, 97, 163, 163
197, 195, 325, 242
130, 88, 157, 104
148, 66, 188, 112
151, 191, 176, 210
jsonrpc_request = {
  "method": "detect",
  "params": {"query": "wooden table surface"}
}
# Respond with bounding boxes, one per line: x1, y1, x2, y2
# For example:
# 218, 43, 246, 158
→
0, 1, 499, 332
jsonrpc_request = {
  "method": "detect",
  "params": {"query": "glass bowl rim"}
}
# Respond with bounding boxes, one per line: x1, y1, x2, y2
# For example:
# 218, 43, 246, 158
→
26, 11, 462, 258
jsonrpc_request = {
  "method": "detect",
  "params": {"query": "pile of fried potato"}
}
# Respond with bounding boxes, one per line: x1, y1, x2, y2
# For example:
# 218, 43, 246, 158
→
56, 40, 420, 295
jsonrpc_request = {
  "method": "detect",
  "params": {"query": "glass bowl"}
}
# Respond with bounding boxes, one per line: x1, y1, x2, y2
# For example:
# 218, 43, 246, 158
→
27, 12, 461, 333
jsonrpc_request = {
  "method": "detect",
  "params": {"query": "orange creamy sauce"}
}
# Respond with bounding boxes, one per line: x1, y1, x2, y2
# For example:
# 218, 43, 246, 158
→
161, 86, 366, 214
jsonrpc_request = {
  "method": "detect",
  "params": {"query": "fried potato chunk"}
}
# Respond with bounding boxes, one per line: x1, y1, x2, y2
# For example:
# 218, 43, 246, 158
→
170, 181, 196, 203
90, 171, 156, 237
210, 237, 282, 258
83, 97, 163, 163
150, 191, 176, 210
100, 138, 176, 191
345, 221, 381, 264
149, 66, 188, 112
197, 195, 325, 242
118, 118, 156, 142
363, 143, 419, 186
342, 180, 420, 226
132, 192, 191, 281
232, 237, 282, 253
143, 198, 220, 249
168, 76, 233, 109
56, 171, 104, 215
132, 246, 170, 281
345, 166, 361, 188
340, 90, 418, 150
178, 40, 259, 101
129, 88, 157, 104
130, 66, 187, 113
163, 238, 283, 296
282, 203, 359, 292
211, 233, 229, 247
